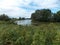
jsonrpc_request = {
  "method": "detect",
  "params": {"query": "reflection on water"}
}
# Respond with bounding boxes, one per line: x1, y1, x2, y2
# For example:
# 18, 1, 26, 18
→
15, 20, 31, 25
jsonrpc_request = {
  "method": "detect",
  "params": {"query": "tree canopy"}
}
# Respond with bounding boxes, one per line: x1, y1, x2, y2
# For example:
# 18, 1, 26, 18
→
0, 14, 11, 21
31, 9, 60, 22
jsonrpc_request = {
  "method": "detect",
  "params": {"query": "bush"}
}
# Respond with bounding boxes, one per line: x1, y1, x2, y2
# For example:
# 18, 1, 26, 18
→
0, 14, 11, 21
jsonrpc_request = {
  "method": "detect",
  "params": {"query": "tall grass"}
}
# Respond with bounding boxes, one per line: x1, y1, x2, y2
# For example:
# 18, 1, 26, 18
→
0, 22, 60, 45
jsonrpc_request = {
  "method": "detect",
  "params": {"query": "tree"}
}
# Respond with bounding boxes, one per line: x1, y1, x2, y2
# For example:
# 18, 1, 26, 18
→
19, 17, 25, 20
19, 17, 21, 20
56, 11, 60, 22
31, 9, 52, 22
0, 14, 11, 21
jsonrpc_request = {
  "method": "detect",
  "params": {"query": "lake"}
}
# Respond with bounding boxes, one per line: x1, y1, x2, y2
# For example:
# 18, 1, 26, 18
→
15, 20, 32, 25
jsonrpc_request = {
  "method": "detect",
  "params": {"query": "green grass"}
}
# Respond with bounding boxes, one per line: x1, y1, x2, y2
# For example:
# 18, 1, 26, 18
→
0, 21, 60, 45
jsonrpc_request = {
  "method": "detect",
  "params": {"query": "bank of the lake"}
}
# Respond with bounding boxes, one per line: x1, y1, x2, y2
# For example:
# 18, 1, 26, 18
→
0, 21, 60, 45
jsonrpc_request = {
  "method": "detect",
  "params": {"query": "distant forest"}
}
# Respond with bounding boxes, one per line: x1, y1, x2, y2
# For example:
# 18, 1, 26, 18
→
0, 14, 26, 21
31, 9, 60, 22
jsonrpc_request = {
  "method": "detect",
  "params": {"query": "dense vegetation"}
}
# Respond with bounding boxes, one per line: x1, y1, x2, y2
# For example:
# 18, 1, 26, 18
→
0, 22, 60, 45
0, 9, 60, 45
31, 9, 60, 22
0, 14, 11, 21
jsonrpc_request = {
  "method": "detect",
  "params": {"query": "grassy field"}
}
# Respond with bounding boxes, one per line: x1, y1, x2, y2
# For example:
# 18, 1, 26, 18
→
0, 21, 60, 45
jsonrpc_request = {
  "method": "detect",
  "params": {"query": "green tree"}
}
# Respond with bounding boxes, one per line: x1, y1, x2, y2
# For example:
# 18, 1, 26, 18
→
19, 17, 21, 20
56, 11, 60, 21
31, 9, 52, 22
0, 14, 11, 21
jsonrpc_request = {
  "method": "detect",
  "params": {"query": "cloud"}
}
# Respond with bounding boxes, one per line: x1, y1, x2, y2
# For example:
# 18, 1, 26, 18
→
0, 0, 59, 18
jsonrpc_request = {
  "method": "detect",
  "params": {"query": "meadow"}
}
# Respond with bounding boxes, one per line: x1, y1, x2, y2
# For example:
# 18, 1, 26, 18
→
0, 21, 60, 45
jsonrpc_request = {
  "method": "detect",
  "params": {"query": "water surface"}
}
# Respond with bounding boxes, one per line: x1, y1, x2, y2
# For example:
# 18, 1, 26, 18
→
15, 20, 31, 25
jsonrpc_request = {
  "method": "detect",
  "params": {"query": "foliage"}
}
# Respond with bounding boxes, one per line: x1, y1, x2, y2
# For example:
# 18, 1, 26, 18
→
0, 22, 60, 45
0, 14, 11, 21
31, 9, 60, 22
19, 17, 25, 20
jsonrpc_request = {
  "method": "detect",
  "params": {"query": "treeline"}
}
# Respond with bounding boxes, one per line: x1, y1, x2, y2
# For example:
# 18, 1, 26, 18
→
31, 9, 60, 22
0, 14, 26, 24
19, 17, 25, 20
0, 14, 26, 21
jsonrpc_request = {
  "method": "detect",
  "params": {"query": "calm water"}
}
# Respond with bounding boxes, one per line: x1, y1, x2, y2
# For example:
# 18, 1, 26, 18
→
15, 20, 32, 25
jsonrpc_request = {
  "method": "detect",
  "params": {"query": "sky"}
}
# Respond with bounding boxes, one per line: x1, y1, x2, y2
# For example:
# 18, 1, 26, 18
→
0, 0, 60, 18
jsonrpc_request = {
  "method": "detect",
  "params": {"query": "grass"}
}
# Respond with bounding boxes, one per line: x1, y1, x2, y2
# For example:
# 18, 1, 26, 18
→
0, 21, 60, 45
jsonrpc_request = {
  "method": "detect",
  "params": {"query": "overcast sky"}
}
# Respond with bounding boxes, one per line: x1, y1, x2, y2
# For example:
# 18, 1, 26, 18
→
0, 0, 60, 18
